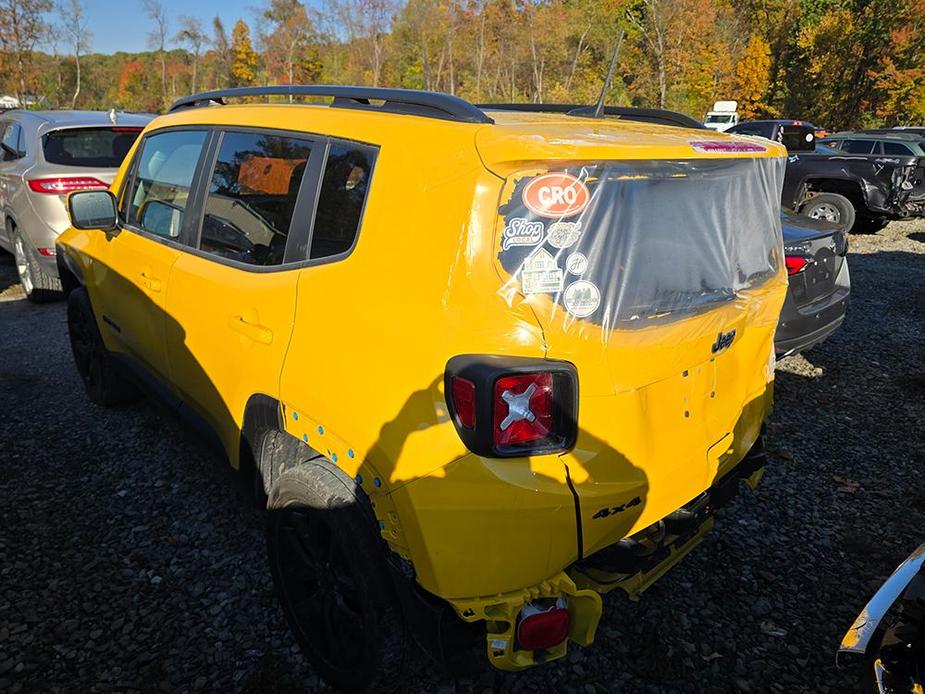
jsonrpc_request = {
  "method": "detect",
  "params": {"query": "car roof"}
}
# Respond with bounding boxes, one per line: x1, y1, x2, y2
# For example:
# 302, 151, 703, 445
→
827, 131, 923, 141
7, 110, 153, 127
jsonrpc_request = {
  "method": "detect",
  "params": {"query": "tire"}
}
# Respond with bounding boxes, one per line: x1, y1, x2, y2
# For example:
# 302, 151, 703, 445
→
852, 215, 890, 234
266, 458, 407, 692
800, 193, 856, 232
67, 287, 138, 406
11, 225, 63, 303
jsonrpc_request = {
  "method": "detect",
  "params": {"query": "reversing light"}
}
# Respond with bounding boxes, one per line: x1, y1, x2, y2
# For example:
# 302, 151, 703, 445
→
28, 177, 109, 194
517, 599, 570, 651
785, 255, 810, 275
493, 373, 553, 447
450, 376, 476, 429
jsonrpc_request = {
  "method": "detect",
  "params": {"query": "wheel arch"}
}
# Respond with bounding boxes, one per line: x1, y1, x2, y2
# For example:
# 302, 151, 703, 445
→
799, 176, 867, 211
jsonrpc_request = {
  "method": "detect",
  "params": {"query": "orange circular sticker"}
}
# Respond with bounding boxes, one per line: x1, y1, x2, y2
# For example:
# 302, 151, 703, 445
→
522, 172, 590, 218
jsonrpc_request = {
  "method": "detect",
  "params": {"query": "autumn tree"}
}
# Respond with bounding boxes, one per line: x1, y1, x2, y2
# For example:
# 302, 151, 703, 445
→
211, 17, 232, 89
143, 0, 169, 108
261, 0, 315, 87
0, 0, 55, 104
59, 0, 90, 108
230, 19, 259, 86
730, 34, 772, 118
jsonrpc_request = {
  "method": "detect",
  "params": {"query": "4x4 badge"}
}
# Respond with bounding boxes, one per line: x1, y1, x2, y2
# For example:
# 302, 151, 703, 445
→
711, 329, 736, 354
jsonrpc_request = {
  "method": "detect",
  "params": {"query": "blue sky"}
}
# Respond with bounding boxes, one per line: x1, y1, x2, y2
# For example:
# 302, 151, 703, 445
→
82, 0, 259, 54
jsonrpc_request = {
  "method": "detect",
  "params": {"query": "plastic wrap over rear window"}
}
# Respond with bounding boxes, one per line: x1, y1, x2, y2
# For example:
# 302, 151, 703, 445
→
496, 157, 786, 336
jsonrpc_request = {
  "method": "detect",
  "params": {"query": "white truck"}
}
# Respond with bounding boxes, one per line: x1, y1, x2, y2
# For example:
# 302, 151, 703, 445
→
703, 100, 739, 132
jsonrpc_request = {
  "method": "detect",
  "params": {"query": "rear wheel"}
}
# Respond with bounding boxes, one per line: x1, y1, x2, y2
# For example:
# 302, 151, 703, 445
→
800, 193, 856, 232
11, 225, 62, 303
67, 287, 138, 406
266, 458, 407, 692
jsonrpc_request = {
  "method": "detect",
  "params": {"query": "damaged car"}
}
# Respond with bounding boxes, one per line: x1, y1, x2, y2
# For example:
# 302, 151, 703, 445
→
840, 543, 925, 693
776, 211, 849, 356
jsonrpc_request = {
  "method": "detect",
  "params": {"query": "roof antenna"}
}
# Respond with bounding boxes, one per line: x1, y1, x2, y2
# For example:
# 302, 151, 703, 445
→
592, 29, 625, 119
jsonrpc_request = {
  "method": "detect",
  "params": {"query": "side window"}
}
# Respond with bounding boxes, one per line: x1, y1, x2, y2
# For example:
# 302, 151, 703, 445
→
126, 130, 208, 239
199, 131, 312, 266
1, 123, 22, 160
843, 140, 875, 154
883, 142, 913, 155
310, 142, 377, 259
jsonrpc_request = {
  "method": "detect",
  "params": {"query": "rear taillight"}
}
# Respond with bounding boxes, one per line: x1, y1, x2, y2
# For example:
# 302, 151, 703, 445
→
445, 355, 578, 458
28, 177, 109, 194
517, 599, 570, 651
785, 255, 810, 275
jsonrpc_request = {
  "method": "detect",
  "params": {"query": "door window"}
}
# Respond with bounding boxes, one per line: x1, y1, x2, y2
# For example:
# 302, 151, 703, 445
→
125, 129, 208, 239
310, 142, 377, 259
882, 141, 914, 155
199, 131, 312, 266
843, 140, 876, 154
1, 122, 23, 160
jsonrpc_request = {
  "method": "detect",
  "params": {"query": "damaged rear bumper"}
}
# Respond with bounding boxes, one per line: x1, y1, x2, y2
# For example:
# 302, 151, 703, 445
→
433, 436, 768, 671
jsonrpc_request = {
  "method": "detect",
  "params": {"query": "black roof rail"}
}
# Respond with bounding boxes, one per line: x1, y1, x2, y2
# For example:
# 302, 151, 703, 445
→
168, 85, 494, 124
478, 103, 706, 130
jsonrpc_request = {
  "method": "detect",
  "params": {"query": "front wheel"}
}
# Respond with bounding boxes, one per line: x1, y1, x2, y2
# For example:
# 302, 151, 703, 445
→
266, 457, 408, 692
67, 287, 138, 406
800, 193, 857, 232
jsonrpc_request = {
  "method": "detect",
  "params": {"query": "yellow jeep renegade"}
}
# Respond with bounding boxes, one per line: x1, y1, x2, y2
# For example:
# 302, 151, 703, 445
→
58, 86, 788, 691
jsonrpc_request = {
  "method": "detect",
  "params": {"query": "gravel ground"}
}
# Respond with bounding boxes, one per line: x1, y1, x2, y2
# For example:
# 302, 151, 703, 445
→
1, 220, 924, 693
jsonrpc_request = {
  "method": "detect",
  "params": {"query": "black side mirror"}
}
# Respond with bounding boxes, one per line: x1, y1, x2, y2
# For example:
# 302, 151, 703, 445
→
67, 190, 118, 231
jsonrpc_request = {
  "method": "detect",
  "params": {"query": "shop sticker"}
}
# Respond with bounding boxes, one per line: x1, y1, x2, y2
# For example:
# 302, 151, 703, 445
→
565, 252, 588, 275
564, 280, 601, 317
521, 248, 564, 294
502, 217, 544, 251
547, 221, 582, 249
690, 141, 767, 153
522, 172, 590, 218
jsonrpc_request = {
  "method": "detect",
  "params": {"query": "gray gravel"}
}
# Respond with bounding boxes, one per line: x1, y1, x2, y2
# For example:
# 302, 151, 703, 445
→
1, 219, 924, 693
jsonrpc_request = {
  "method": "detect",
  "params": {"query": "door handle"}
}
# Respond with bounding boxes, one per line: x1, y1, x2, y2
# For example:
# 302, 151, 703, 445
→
139, 270, 161, 292
229, 314, 273, 345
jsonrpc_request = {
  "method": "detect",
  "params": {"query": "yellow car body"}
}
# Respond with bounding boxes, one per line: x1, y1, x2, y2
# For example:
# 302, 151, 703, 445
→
57, 91, 788, 674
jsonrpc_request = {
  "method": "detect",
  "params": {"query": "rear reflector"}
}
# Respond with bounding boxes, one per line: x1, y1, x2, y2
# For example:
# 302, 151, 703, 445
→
785, 255, 810, 275
450, 376, 476, 429
517, 600, 570, 651
28, 177, 109, 194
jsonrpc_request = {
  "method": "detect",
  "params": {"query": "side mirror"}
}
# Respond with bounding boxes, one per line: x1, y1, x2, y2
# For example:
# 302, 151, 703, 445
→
67, 190, 118, 231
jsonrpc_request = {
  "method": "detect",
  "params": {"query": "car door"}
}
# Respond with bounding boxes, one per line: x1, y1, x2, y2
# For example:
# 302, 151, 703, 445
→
89, 128, 210, 382
0, 120, 22, 249
164, 128, 327, 458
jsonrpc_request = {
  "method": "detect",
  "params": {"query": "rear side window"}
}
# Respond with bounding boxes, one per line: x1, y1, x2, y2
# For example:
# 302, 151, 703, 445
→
1, 122, 23, 159
43, 127, 142, 167
126, 130, 208, 239
310, 142, 376, 259
843, 140, 876, 154
779, 126, 815, 152
883, 142, 913, 155
199, 131, 312, 266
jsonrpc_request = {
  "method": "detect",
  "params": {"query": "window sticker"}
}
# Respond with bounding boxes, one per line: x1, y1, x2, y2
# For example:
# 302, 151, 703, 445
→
547, 221, 582, 249
690, 141, 767, 153
563, 280, 601, 317
521, 248, 564, 295
502, 217, 544, 251
522, 172, 590, 218
565, 252, 588, 275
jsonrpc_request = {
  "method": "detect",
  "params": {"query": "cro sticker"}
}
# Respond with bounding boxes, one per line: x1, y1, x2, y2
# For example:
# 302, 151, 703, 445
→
521, 248, 564, 294
565, 252, 588, 275
502, 217, 544, 251
564, 280, 601, 317
547, 221, 582, 249
522, 173, 590, 218
690, 141, 767, 153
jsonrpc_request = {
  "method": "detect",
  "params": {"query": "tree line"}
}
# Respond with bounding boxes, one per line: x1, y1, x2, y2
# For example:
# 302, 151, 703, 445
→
0, 0, 922, 129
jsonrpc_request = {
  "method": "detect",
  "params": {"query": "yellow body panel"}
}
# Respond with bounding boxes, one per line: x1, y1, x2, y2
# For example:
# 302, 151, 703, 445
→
58, 101, 788, 671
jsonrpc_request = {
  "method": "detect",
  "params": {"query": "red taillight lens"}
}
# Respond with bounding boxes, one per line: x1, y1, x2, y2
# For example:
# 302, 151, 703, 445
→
450, 376, 476, 429
493, 373, 553, 447
28, 177, 109, 194
517, 603, 570, 651
785, 255, 810, 275
36, 247, 56, 257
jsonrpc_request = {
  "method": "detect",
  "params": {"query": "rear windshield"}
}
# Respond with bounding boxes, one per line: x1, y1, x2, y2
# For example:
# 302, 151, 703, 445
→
42, 127, 142, 167
496, 157, 785, 331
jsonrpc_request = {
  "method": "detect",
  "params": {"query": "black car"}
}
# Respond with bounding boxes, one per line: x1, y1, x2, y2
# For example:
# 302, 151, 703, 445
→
727, 119, 819, 152
775, 211, 850, 357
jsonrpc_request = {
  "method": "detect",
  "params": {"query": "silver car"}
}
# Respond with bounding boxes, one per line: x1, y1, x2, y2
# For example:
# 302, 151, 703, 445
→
0, 110, 151, 301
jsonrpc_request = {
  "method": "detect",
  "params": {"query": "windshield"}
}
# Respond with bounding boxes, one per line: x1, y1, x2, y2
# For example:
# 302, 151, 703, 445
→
43, 127, 142, 167
705, 115, 733, 124
496, 157, 785, 336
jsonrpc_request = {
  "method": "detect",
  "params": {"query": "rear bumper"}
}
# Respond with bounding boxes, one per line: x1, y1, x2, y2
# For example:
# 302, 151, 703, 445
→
775, 267, 849, 356
421, 435, 768, 672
